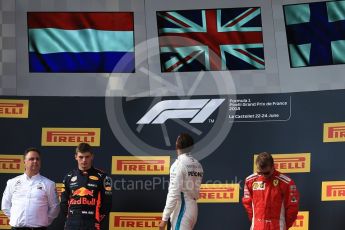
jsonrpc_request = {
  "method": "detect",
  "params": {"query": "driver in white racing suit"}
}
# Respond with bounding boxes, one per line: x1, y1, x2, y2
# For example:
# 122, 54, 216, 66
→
159, 133, 204, 230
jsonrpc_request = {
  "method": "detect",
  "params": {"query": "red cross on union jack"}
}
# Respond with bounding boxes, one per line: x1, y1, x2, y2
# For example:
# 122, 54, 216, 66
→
157, 8, 265, 72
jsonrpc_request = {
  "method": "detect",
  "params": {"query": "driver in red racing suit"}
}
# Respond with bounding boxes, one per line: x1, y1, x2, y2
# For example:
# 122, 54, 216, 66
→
242, 152, 299, 230
61, 143, 112, 230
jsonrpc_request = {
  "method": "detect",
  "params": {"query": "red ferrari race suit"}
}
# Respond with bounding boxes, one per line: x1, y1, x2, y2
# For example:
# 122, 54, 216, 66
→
61, 167, 112, 230
242, 170, 299, 230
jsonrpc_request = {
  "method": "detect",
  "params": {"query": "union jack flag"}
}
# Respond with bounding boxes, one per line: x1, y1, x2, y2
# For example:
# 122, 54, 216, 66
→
157, 8, 265, 72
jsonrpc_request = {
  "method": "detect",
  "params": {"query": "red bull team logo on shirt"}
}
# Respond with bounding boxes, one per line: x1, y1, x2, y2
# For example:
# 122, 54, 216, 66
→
70, 187, 96, 205
109, 212, 166, 230
73, 187, 94, 197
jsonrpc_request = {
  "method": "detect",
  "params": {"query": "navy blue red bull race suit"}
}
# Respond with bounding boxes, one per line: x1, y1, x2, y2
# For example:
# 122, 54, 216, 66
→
61, 167, 112, 230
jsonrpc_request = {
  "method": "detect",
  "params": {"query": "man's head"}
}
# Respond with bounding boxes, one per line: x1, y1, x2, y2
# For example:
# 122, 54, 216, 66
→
24, 147, 41, 176
176, 133, 194, 155
255, 152, 274, 178
75, 143, 94, 171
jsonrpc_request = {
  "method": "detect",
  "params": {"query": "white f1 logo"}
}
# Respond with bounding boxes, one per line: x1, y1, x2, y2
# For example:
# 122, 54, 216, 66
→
137, 99, 225, 124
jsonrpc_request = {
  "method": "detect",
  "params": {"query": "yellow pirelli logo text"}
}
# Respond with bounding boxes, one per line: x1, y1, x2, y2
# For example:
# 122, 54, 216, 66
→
109, 212, 166, 230
322, 181, 345, 201
0, 211, 10, 229
41, 128, 101, 146
0, 155, 24, 174
112, 156, 170, 175
198, 184, 240, 203
253, 153, 311, 173
323, 122, 345, 142
56, 183, 65, 201
0, 99, 29, 118
290, 211, 309, 230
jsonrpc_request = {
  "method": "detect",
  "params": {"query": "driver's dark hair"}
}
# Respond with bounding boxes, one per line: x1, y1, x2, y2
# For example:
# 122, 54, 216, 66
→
176, 133, 194, 153
76, 143, 93, 154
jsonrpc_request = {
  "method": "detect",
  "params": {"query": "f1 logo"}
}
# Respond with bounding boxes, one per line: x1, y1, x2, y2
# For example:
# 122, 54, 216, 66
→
137, 99, 225, 124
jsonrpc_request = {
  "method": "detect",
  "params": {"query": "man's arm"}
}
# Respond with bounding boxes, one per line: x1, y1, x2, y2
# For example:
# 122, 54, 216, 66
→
60, 174, 71, 217
242, 180, 253, 221
159, 164, 185, 230
284, 180, 299, 229
162, 164, 185, 222
47, 182, 60, 225
1, 180, 13, 218
99, 174, 112, 222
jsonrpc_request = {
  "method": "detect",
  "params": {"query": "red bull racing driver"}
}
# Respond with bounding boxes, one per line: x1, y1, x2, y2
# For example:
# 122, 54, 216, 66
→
61, 143, 112, 230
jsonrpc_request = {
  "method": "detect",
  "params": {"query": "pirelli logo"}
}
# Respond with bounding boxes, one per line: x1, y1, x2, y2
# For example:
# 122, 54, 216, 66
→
112, 156, 170, 175
0, 99, 29, 118
324, 122, 345, 142
0, 211, 10, 229
0, 155, 24, 174
322, 181, 345, 201
290, 211, 309, 230
198, 184, 240, 203
253, 153, 311, 173
41, 128, 101, 146
109, 212, 166, 230
56, 183, 65, 201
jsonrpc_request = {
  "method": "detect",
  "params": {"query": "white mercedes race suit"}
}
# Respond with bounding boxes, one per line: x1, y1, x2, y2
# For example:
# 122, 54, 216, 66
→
162, 153, 203, 230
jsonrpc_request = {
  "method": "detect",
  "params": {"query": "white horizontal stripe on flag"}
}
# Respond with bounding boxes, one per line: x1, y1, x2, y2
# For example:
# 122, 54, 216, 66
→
29, 28, 134, 54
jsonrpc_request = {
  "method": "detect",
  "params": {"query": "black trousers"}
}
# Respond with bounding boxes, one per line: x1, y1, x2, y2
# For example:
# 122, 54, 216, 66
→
64, 217, 96, 230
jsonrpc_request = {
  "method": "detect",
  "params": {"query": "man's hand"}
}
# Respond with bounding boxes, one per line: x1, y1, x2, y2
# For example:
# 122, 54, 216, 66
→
159, 220, 167, 230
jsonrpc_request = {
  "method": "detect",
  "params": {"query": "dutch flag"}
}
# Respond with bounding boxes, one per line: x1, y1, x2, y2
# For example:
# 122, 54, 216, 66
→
28, 12, 135, 73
